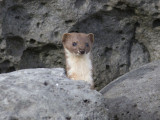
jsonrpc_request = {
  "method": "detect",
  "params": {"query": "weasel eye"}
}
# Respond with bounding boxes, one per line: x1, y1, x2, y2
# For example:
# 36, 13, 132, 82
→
72, 42, 77, 46
86, 43, 89, 47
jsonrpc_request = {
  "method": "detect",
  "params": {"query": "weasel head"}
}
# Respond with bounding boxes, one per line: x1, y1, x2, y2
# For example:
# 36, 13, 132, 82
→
62, 33, 94, 56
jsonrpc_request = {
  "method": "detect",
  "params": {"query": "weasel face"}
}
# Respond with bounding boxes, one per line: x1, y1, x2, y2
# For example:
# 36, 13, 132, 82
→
62, 33, 94, 55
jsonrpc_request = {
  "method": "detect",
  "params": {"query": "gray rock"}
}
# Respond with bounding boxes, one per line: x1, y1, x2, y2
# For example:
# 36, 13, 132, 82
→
100, 61, 160, 120
1, 0, 160, 90
0, 68, 108, 120
129, 42, 150, 70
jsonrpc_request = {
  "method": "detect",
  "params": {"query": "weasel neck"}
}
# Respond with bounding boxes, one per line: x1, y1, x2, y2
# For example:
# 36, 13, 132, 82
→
64, 48, 93, 85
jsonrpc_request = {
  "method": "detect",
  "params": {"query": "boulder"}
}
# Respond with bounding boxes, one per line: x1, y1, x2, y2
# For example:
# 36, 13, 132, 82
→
1, 0, 160, 89
100, 61, 160, 120
0, 68, 108, 120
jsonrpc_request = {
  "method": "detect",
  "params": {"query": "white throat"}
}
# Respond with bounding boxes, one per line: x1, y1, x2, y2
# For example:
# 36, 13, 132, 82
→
65, 48, 93, 85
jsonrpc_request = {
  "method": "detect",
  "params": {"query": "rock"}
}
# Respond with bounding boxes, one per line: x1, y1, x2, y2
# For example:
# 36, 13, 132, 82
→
129, 42, 150, 70
1, 0, 160, 90
0, 68, 108, 120
100, 61, 160, 120
0, 2, 2, 37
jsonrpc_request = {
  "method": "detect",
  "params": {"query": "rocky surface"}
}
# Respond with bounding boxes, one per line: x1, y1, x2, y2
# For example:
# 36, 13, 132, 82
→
1, 0, 160, 89
0, 68, 108, 120
100, 60, 160, 120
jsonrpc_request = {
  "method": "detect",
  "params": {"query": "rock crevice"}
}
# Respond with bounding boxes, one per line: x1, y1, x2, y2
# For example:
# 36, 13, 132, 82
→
0, 0, 159, 89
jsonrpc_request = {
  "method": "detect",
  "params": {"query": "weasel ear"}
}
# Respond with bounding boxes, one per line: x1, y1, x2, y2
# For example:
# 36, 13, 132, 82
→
62, 33, 70, 43
88, 33, 94, 43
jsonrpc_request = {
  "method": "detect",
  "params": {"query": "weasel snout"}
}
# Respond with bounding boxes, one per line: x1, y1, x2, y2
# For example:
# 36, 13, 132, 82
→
79, 49, 85, 55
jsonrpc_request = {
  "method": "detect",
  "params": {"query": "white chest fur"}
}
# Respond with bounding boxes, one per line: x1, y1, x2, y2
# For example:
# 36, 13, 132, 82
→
65, 49, 93, 85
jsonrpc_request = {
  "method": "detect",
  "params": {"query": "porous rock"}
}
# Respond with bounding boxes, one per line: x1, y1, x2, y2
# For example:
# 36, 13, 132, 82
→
1, 0, 160, 90
0, 68, 108, 120
100, 61, 160, 120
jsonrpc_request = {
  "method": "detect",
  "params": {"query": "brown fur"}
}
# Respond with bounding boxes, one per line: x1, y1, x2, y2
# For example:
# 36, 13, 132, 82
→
62, 33, 94, 88
62, 33, 94, 55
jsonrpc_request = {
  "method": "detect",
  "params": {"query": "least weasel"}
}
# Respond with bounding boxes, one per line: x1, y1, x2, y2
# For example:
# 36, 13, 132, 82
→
62, 33, 94, 88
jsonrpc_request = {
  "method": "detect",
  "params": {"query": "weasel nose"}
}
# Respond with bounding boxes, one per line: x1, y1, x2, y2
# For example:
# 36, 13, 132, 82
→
79, 50, 85, 54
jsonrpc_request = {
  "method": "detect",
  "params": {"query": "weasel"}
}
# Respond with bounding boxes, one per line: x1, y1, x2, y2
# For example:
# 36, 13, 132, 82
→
62, 33, 94, 88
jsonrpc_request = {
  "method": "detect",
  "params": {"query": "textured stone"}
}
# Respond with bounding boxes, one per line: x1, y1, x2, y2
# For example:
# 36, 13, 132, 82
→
100, 61, 160, 120
1, 0, 160, 90
129, 42, 150, 70
0, 68, 108, 120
